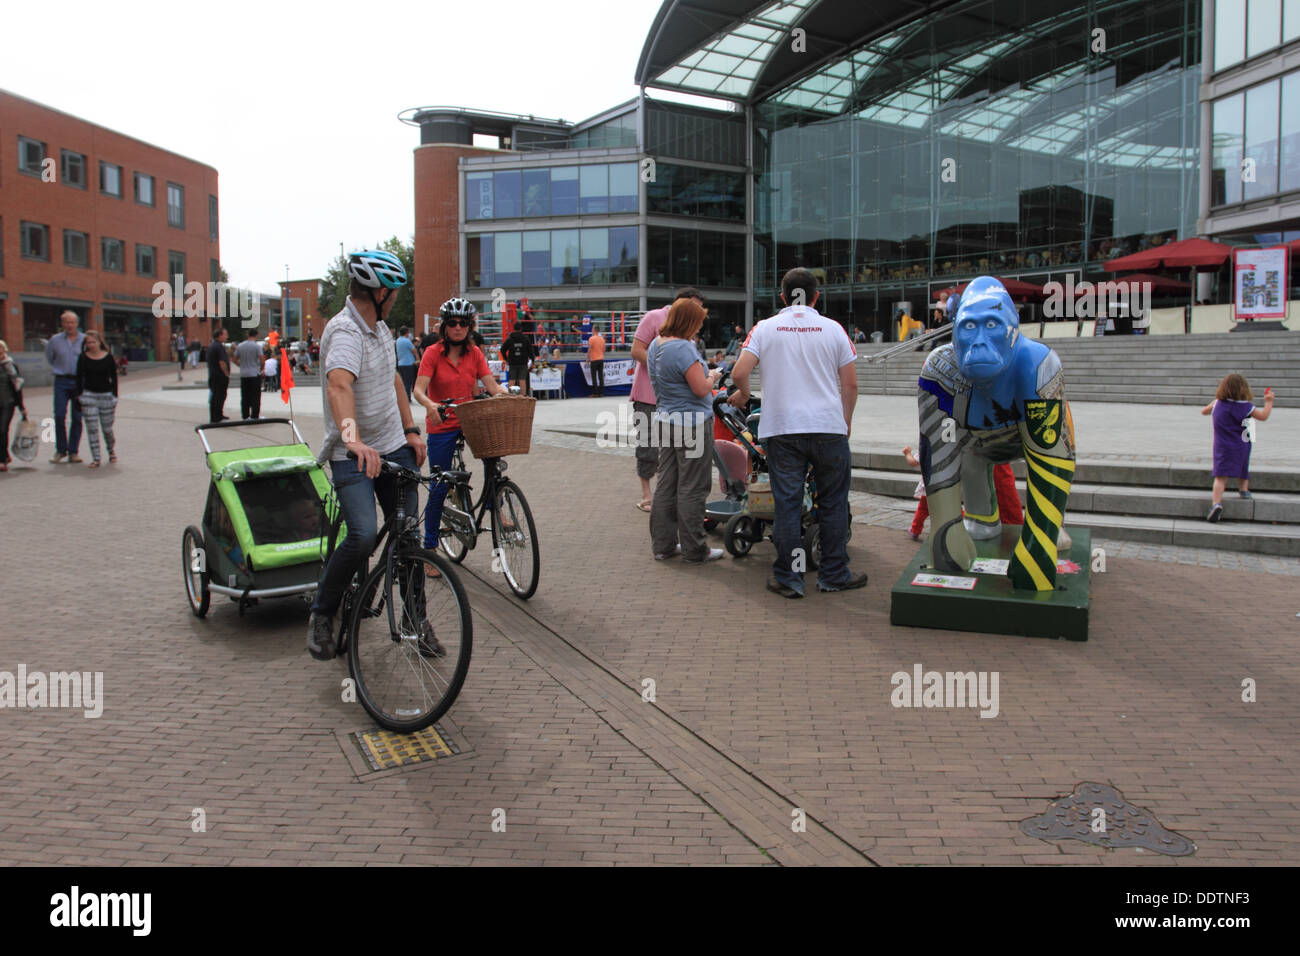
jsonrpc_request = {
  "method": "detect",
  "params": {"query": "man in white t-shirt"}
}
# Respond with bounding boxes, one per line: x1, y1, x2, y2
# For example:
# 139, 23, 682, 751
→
729, 268, 865, 598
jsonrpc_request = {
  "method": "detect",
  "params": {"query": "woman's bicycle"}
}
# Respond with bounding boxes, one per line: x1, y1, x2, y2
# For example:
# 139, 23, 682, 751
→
323, 453, 475, 732
434, 398, 540, 600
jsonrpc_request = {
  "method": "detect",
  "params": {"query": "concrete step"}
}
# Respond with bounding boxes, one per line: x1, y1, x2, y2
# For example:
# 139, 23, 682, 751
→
849, 452, 1300, 493
1065, 512, 1300, 557
851, 467, 1300, 520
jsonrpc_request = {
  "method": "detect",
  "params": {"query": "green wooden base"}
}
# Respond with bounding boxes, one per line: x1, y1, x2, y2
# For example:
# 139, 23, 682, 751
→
889, 527, 1091, 641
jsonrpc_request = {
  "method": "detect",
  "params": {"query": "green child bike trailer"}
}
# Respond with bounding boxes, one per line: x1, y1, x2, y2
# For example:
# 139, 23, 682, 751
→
182, 418, 345, 617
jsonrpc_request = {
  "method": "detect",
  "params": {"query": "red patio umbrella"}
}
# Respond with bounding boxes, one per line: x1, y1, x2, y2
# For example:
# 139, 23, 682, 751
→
1089, 272, 1191, 293
951, 277, 1045, 301
1102, 237, 1234, 272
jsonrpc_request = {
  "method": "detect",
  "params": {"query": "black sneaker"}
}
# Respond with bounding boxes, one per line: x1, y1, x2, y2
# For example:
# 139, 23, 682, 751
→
1207, 504, 1223, 523
417, 620, 446, 658
307, 611, 336, 661
818, 571, 869, 593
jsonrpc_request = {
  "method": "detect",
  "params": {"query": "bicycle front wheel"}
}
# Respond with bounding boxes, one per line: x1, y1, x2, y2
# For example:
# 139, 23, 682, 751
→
347, 548, 472, 733
491, 480, 540, 599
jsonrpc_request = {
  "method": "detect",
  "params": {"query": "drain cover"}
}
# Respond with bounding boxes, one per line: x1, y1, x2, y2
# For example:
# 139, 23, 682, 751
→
352, 723, 463, 771
1020, 782, 1195, 856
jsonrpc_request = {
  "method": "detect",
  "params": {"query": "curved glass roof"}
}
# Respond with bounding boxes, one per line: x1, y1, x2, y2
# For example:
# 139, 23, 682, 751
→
636, 0, 963, 103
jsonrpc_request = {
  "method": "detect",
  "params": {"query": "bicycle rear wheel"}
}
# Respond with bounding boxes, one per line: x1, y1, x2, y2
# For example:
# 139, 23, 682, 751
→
347, 548, 472, 732
491, 480, 539, 599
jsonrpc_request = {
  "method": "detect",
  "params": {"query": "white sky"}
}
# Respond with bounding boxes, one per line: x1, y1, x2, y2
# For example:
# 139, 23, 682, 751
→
0, 0, 693, 293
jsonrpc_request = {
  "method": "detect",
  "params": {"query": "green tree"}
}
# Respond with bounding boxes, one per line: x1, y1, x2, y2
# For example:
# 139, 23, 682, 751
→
317, 237, 415, 329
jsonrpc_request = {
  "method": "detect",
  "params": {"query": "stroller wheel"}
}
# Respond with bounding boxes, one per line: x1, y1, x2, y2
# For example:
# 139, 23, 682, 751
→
723, 513, 755, 557
703, 517, 717, 533
802, 521, 822, 571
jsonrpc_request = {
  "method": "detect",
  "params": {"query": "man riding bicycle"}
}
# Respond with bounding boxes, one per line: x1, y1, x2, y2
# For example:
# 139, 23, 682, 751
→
413, 297, 507, 558
307, 249, 435, 661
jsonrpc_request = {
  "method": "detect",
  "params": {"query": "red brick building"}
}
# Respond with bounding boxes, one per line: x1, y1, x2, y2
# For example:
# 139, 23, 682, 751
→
413, 143, 493, 333
0, 89, 219, 360
278, 278, 323, 341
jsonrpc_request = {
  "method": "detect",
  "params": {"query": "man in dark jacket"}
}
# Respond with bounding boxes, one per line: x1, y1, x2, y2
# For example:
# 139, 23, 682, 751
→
501, 325, 536, 396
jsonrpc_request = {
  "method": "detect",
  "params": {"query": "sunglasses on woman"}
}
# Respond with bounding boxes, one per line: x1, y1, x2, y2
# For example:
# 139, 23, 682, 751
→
444, 319, 472, 328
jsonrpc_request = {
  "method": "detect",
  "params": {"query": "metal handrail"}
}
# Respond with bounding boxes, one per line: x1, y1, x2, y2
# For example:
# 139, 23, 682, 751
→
861, 324, 952, 364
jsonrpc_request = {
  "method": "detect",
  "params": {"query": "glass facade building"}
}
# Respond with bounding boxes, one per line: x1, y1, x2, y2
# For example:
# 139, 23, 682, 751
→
409, 0, 1297, 347
753, 0, 1202, 327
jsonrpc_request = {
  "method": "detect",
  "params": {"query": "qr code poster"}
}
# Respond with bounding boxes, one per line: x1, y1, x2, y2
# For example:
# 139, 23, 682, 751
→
1233, 246, 1288, 320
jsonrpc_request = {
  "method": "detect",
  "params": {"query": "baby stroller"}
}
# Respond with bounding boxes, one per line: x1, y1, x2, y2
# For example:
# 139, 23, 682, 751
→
707, 392, 825, 567
182, 418, 343, 617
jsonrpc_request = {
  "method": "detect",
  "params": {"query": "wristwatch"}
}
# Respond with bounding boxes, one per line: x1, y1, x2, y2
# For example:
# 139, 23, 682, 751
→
404, 426, 420, 436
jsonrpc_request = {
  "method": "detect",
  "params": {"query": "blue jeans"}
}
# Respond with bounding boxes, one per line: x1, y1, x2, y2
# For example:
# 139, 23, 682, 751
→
53, 376, 82, 455
423, 430, 462, 549
312, 444, 418, 618
766, 433, 853, 594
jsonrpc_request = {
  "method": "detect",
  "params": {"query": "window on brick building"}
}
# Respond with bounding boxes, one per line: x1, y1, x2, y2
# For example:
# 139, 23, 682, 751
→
209, 195, 218, 240
135, 172, 155, 206
136, 244, 156, 277
102, 237, 125, 273
167, 183, 185, 228
21, 222, 50, 260
18, 136, 45, 175
100, 161, 123, 197
61, 150, 86, 188
64, 230, 90, 267
168, 250, 186, 284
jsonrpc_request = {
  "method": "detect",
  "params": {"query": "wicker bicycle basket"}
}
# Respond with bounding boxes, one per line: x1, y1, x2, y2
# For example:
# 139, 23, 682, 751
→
455, 395, 537, 458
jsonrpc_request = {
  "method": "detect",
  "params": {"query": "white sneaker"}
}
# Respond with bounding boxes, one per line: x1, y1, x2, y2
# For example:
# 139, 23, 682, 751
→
684, 547, 725, 563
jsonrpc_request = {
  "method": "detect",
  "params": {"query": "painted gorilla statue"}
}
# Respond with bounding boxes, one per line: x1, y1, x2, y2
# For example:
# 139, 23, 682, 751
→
918, 276, 1076, 591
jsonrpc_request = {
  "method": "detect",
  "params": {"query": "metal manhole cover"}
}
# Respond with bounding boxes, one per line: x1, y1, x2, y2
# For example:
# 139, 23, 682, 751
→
1020, 782, 1196, 856
352, 723, 464, 772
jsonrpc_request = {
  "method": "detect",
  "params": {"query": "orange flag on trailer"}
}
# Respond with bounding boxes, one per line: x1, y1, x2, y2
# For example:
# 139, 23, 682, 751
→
280, 347, 295, 403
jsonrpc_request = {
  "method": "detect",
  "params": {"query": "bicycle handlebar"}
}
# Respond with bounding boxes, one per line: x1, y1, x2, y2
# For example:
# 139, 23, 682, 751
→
344, 450, 470, 485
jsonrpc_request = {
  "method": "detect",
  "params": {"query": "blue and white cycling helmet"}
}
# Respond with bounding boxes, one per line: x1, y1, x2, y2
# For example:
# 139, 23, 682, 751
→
348, 249, 407, 289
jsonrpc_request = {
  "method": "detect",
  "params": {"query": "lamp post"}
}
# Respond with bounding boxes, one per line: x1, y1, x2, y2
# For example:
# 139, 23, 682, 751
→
282, 264, 289, 341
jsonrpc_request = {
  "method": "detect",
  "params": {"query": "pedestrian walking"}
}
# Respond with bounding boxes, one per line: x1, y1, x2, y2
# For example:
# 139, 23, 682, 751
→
630, 288, 704, 512
44, 310, 86, 464
501, 323, 535, 397
729, 267, 867, 597
234, 328, 263, 420
75, 329, 119, 468
395, 326, 418, 400
647, 297, 723, 562
175, 330, 187, 381
586, 328, 606, 397
206, 327, 231, 423
1201, 373, 1274, 522
0, 339, 27, 473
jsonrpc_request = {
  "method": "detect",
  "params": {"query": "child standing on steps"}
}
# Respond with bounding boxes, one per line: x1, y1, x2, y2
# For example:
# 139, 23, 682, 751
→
1201, 373, 1274, 522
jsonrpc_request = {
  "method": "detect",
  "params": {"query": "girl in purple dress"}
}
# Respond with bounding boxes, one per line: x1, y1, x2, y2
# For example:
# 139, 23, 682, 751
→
1200, 373, 1274, 522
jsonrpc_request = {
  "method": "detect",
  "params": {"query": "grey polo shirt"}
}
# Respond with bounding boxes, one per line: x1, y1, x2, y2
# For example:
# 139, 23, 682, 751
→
317, 297, 405, 464
45, 331, 85, 376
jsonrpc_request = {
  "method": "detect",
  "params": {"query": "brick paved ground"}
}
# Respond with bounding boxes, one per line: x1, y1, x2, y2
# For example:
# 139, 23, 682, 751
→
1, 368, 1296, 865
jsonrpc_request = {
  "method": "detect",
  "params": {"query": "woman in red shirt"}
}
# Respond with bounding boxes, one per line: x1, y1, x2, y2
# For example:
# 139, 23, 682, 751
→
413, 298, 506, 554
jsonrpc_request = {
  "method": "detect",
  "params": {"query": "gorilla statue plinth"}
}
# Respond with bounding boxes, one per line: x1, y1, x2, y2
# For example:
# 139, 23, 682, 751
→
918, 277, 1076, 591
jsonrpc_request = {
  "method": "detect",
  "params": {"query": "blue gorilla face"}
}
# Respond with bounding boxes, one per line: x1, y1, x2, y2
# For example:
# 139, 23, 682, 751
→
953, 277, 1020, 383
